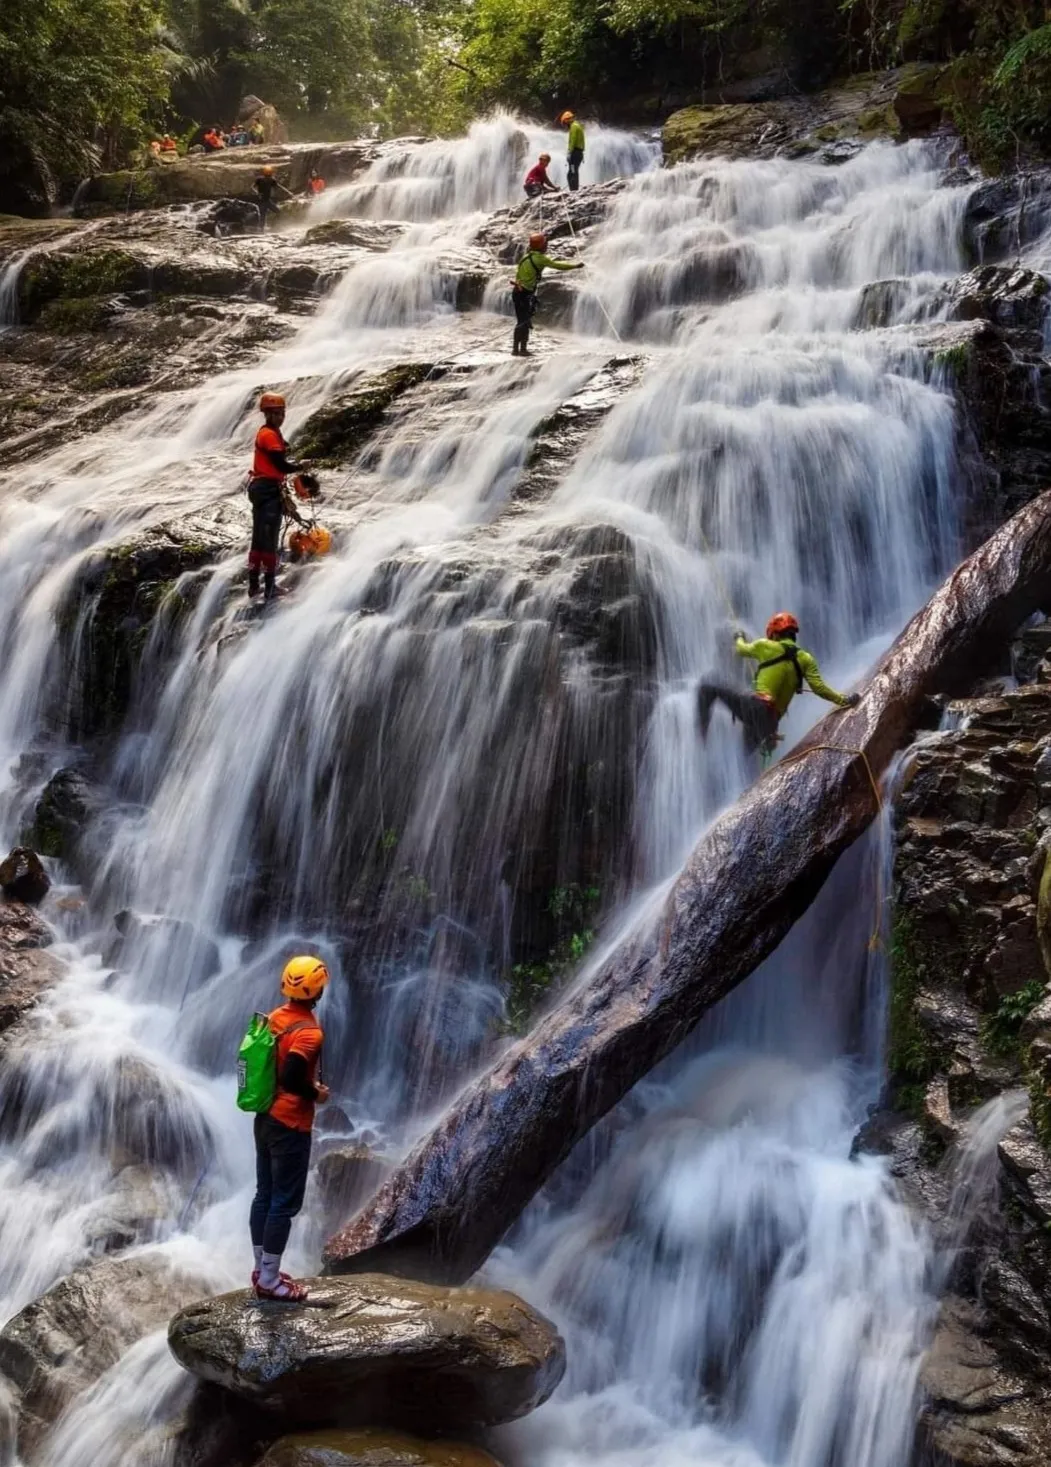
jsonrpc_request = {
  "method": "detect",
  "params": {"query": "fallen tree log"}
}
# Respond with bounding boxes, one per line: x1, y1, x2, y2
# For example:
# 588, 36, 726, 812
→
325, 490, 1051, 1284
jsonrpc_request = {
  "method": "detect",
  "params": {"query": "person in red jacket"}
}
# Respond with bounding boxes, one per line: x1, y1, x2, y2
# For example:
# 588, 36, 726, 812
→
247, 393, 312, 601
249, 956, 330, 1302
523, 153, 558, 198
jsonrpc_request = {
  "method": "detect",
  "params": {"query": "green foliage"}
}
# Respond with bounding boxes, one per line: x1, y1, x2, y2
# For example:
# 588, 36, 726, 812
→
887, 914, 939, 1112
0, 0, 170, 203
983, 979, 1046, 1056
504, 883, 601, 1033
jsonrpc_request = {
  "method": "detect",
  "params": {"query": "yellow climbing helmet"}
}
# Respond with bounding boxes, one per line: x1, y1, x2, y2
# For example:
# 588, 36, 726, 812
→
281, 955, 329, 1001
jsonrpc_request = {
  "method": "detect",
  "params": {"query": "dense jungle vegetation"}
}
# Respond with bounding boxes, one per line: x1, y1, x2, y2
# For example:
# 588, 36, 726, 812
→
0, 0, 1049, 204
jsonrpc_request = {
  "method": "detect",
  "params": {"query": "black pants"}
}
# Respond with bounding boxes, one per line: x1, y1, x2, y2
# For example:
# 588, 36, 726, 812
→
250, 1113, 312, 1255
524, 182, 543, 198
697, 682, 779, 755
512, 287, 537, 353
567, 148, 584, 192
258, 198, 280, 231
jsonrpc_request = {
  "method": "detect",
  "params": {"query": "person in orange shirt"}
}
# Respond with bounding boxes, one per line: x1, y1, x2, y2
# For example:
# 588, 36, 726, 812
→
248, 392, 312, 601
307, 168, 326, 196
249, 955, 330, 1302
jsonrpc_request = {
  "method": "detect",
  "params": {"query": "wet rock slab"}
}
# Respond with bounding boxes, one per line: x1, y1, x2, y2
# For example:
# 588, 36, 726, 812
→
255, 1427, 502, 1467
168, 1274, 565, 1431
0, 1252, 212, 1458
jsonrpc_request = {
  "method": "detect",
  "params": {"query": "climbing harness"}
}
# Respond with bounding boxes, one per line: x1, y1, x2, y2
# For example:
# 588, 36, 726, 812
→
757, 644, 805, 693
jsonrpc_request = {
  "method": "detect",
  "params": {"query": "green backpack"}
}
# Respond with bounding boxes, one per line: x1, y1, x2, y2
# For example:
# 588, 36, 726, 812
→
237, 1013, 318, 1113
237, 1012, 279, 1113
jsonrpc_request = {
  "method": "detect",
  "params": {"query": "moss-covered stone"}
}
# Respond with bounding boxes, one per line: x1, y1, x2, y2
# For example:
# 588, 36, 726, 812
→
662, 104, 772, 166
294, 364, 438, 465
887, 913, 943, 1114
67, 528, 224, 738
33, 295, 115, 336
18, 250, 148, 322
892, 62, 950, 135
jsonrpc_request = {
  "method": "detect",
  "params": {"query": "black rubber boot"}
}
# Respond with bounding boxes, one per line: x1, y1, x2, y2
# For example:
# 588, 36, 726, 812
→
263, 571, 277, 600
247, 569, 260, 598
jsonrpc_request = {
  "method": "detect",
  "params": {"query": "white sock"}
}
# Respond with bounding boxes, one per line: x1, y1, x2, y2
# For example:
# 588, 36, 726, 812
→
259, 1251, 282, 1289
253, 1246, 263, 1270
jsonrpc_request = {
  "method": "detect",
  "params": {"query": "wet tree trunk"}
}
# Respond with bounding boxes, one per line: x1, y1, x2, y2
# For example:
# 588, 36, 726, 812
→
325, 490, 1051, 1285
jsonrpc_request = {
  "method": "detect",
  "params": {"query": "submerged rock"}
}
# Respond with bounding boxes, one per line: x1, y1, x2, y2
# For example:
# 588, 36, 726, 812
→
0, 1252, 212, 1458
168, 1274, 565, 1431
315, 1144, 392, 1227
255, 1428, 503, 1467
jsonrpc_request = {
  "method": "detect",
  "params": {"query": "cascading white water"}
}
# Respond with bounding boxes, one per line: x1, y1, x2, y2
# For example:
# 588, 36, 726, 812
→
0, 119, 1007, 1465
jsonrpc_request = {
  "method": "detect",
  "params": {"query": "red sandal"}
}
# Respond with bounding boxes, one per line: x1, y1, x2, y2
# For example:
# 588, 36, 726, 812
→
254, 1276, 309, 1302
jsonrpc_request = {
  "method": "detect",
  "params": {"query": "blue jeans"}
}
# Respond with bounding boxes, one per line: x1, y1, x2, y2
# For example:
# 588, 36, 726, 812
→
249, 1113, 312, 1255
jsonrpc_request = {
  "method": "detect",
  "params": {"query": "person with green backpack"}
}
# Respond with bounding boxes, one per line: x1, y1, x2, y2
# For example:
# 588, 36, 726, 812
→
238, 955, 330, 1301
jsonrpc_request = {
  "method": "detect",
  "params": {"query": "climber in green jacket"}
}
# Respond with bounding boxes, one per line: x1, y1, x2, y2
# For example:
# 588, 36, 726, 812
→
559, 111, 586, 191
511, 232, 584, 355
697, 611, 859, 756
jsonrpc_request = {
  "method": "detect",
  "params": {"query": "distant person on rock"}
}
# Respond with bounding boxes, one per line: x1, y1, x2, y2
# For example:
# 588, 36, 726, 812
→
559, 111, 585, 192
254, 165, 290, 229
202, 126, 226, 152
306, 167, 326, 196
523, 153, 558, 199
511, 231, 584, 356
247, 392, 312, 600
250, 120, 266, 144
697, 612, 859, 758
248, 956, 330, 1302
160, 134, 177, 154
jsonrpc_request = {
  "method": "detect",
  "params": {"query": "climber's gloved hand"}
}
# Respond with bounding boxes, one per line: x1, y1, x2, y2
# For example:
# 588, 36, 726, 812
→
844, 693, 862, 708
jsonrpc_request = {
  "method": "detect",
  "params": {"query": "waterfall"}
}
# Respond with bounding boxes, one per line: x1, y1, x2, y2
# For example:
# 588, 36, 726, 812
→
0, 118, 998, 1464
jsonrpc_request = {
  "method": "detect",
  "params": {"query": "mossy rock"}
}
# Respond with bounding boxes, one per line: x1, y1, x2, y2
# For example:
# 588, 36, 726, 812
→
857, 104, 901, 137
257, 1428, 501, 1467
295, 364, 437, 465
661, 103, 772, 166
77, 170, 162, 213
893, 63, 950, 135
67, 528, 225, 737
18, 250, 148, 321
34, 295, 116, 336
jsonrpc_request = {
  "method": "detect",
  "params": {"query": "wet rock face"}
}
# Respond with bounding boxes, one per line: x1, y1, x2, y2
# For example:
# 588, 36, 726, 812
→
917, 317, 1051, 541
0, 1253, 212, 1459
882, 656, 1051, 1463
168, 1274, 566, 1432
295, 365, 439, 465
255, 1428, 503, 1467
0, 849, 49, 905
0, 901, 61, 1038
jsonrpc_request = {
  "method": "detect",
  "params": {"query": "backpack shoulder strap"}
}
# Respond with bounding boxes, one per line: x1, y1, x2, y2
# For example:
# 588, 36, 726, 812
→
273, 1017, 323, 1087
757, 645, 804, 692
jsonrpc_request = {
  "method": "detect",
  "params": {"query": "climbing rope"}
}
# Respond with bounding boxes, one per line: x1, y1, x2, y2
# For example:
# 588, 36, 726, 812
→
775, 739, 886, 952
559, 200, 624, 343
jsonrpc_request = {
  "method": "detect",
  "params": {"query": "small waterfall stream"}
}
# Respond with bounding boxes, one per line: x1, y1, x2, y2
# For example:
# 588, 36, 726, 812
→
0, 117, 1018, 1465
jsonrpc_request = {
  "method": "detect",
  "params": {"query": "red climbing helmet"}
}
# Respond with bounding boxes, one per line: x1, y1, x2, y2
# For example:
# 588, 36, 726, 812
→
766, 612, 799, 640
528, 232, 548, 251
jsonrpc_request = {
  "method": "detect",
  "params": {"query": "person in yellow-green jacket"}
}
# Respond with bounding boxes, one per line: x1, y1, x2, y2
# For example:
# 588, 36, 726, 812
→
559, 110, 586, 191
697, 611, 859, 756
511, 231, 584, 355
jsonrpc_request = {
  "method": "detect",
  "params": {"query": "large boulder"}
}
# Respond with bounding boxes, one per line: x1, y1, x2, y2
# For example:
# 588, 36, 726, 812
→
294, 366, 437, 465
255, 1428, 503, 1467
315, 1144, 392, 1229
0, 1252, 213, 1458
24, 766, 106, 874
168, 1275, 565, 1432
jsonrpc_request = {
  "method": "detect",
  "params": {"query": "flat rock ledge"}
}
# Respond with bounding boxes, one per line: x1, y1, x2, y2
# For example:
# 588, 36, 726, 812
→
168, 1274, 565, 1433
255, 1427, 503, 1466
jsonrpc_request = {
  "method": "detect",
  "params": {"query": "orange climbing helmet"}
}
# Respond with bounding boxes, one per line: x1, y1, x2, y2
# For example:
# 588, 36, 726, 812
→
559, 111, 575, 125
289, 525, 333, 558
766, 612, 799, 640
528, 232, 548, 251
281, 955, 329, 1001
259, 392, 286, 412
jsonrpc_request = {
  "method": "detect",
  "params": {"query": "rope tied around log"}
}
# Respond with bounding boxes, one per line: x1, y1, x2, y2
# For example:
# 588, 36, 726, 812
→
777, 739, 885, 951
